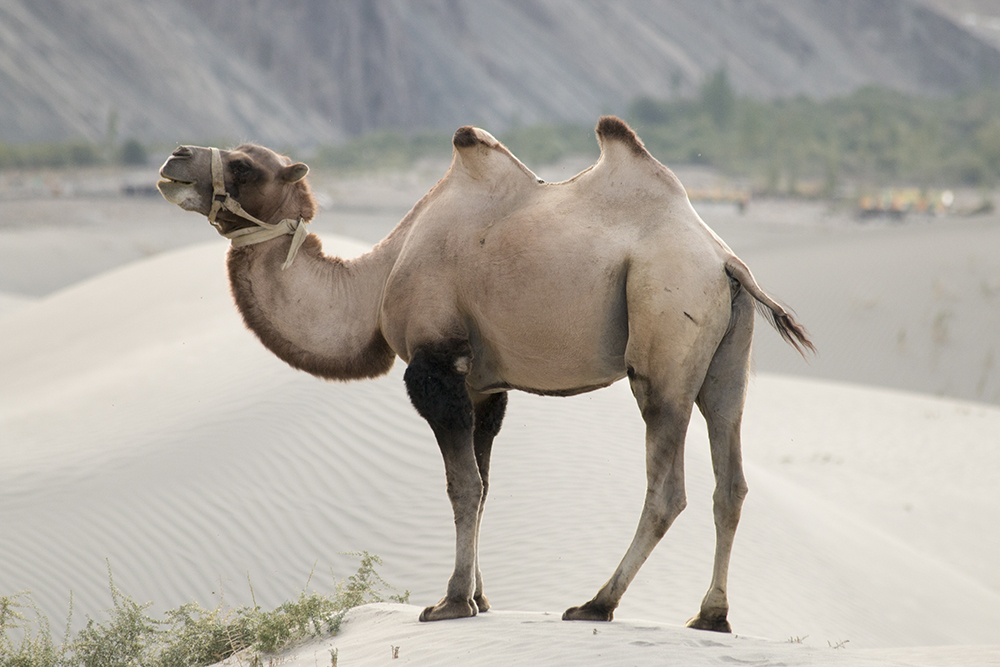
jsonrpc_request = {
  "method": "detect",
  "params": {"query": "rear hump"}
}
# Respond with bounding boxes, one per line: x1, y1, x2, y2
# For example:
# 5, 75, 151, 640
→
591, 116, 686, 198
595, 116, 649, 157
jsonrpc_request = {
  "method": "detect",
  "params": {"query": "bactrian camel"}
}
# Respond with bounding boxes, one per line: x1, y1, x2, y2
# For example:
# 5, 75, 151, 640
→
157, 116, 813, 632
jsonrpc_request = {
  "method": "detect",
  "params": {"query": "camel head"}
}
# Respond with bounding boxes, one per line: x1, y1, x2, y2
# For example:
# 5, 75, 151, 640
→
157, 144, 316, 234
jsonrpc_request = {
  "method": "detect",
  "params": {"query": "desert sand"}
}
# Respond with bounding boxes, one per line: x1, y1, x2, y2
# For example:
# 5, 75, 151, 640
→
0, 164, 998, 665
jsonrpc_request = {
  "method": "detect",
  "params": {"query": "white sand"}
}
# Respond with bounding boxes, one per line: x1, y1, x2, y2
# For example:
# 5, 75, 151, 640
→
1, 196, 999, 665
262, 603, 999, 667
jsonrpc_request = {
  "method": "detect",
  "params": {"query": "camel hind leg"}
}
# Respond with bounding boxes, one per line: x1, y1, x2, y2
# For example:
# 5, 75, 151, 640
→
563, 257, 732, 624
687, 281, 754, 633
563, 380, 695, 621
563, 316, 725, 621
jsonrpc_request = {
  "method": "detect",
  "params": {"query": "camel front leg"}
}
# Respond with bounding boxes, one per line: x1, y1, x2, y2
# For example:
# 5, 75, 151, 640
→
564, 396, 693, 621
471, 392, 508, 612
427, 428, 484, 621
404, 342, 482, 621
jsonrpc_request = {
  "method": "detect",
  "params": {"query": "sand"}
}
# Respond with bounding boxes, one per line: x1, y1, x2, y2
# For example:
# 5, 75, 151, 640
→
1, 172, 999, 665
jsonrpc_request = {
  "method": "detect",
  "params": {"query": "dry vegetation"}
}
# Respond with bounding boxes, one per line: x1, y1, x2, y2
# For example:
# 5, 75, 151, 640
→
0, 554, 406, 667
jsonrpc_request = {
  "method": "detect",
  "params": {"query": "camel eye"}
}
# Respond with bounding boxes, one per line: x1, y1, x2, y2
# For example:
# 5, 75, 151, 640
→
230, 161, 253, 182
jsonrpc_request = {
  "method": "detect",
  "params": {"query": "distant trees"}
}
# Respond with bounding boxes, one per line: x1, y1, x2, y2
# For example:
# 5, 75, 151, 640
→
119, 139, 148, 166
314, 130, 452, 172
3, 68, 999, 193
0, 138, 148, 170
628, 71, 1000, 191
304, 80, 1000, 190
700, 67, 736, 130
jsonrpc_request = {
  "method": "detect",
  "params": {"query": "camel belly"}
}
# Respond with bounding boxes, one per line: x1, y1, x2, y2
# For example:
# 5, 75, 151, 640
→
465, 333, 628, 397
460, 259, 630, 396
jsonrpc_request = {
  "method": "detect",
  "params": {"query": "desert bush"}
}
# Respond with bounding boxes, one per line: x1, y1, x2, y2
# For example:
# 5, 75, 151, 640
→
4, 76, 999, 190
0, 553, 407, 667
0, 593, 70, 667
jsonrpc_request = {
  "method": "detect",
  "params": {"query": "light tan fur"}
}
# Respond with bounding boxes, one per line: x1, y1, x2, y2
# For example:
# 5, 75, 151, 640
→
158, 117, 813, 631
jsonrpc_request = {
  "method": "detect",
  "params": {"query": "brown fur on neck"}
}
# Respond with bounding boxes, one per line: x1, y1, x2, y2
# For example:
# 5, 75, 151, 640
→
226, 235, 396, 381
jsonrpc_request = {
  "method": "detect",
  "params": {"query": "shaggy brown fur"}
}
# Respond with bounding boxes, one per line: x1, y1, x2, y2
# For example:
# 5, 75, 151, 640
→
227, 237, 396, 381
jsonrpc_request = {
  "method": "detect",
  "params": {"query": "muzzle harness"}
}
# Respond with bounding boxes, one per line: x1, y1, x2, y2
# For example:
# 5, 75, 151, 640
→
207, 147, 309, 270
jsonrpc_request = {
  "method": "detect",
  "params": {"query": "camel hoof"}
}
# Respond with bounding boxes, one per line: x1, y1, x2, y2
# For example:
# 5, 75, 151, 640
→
685, 612, 732, 633
419, 597, 478, 622
474, 593, 490, 612
562, 601, 614, 622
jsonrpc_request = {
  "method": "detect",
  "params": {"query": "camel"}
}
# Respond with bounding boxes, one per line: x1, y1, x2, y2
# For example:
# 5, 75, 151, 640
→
157, 116, 813, 632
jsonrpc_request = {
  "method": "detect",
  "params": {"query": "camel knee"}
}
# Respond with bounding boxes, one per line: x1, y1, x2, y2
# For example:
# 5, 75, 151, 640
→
404, 341, 474, 435
445, 472, 484, 521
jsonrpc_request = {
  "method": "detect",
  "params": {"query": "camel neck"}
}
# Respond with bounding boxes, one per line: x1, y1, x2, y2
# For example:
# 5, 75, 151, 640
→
226, 233, 397, 380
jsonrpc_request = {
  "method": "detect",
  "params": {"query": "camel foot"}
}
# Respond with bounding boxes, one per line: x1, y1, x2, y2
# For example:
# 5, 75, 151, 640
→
474, 593, 490, 612
419, 597, 478, 622
562, 600, 614, 622
685, 611, 732, 633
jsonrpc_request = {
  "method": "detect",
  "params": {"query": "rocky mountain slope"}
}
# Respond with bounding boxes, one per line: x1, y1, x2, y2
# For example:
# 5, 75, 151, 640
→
1, 0, 998, 148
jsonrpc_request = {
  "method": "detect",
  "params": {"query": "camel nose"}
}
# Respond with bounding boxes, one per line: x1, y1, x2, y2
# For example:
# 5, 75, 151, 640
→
171, 146, 193, 158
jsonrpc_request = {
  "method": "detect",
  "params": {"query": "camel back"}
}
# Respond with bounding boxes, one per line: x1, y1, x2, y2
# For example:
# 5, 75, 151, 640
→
440, 117, 814, 358
446, 117, 686, 206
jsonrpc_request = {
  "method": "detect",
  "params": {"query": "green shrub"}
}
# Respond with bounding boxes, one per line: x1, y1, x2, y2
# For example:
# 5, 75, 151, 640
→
0, 593, 69, 667
0, 553, 408, 667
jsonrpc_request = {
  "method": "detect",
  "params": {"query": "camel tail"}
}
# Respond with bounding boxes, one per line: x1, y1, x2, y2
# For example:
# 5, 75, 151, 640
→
725, 257, 816, 358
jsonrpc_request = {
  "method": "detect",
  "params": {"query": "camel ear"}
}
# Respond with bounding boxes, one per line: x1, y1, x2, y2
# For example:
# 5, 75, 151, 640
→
280, 162, 309, 183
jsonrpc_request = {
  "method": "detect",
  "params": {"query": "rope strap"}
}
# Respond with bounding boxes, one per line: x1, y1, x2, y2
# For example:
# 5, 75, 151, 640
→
208, 147, 308, 270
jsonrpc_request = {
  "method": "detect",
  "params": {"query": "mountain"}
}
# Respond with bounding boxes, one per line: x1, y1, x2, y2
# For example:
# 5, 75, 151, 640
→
0, 0, 339, 147
0, 0, 999, 148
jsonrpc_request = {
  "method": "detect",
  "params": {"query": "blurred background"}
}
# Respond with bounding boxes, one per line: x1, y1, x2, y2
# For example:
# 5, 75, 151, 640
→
0, 0, 999, 185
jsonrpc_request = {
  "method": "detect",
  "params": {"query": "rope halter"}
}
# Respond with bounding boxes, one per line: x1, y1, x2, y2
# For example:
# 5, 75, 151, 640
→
207, 147, 310, 270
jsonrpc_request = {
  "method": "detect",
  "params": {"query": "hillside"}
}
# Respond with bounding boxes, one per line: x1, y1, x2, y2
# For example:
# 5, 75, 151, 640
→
1, 0, 999, 148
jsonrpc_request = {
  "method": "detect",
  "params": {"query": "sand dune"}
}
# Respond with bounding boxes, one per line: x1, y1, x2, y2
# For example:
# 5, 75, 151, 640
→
256, 603, 999, 667
1, 233, 998, 666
